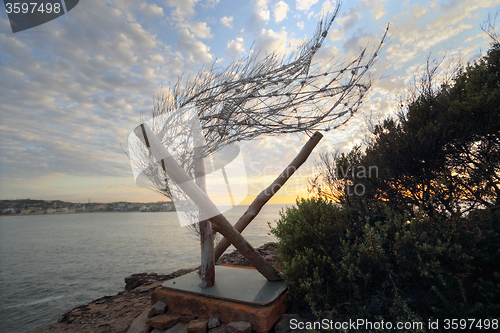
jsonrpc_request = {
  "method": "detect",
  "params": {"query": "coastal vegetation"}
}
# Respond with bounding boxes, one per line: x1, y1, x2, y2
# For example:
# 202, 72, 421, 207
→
271, 35, 500, 329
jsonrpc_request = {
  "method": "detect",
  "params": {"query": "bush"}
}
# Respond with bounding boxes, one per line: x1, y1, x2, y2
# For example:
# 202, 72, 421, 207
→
270, 197, 500, 330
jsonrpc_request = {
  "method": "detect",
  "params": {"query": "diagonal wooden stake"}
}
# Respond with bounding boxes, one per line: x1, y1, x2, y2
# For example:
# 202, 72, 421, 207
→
134, 124, 281, 281
214, 131, 323, 261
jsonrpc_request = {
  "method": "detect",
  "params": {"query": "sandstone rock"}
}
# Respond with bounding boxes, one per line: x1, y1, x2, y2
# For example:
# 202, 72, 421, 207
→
31, 267, 198, 333
180, 314, 196, 324
207, 318, 220, 329
147, 314, 181, 330
125, 269, 197, 290
216, 242, 277, 268
265, 254, 275, 260
273, 314, 308, 333
127, 309, 151, 333
227, 322, 251, 333
94, 324, 112, 333
207, 324, 226, 333
149, 301, 167, 318
125, 273, 156, 290
187, 318, 208, 333
166, 322, 189, 333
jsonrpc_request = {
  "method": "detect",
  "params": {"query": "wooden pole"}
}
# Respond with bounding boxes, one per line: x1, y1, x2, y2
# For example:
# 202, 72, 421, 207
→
134, 124, 281, 281
193, 122, 216, 287
214, 131, 323, 262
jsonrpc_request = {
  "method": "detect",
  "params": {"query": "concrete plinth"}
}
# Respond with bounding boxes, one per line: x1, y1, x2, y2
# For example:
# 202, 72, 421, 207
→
152, 265, 287, 332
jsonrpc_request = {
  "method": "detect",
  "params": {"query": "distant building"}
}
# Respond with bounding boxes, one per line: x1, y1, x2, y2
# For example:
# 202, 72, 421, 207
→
163, 202, 175, 211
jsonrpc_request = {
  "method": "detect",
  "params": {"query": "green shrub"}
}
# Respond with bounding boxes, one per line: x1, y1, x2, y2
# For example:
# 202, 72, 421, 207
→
270, 197, 500, 330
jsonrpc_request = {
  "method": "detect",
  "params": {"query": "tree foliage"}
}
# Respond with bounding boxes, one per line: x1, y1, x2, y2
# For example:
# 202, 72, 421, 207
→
272, 34, 500, 329
312, 38, 500, 218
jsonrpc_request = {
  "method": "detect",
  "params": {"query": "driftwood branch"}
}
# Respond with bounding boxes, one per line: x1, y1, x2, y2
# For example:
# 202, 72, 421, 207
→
135, 123, 281, 281
137, 4, 389, 200
214, 131, 323, 261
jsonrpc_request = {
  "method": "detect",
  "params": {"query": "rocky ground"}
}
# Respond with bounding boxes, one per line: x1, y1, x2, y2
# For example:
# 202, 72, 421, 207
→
30, 243, 306, 333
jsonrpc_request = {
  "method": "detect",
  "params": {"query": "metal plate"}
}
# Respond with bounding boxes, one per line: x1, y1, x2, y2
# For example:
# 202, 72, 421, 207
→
162, 265, 287, 305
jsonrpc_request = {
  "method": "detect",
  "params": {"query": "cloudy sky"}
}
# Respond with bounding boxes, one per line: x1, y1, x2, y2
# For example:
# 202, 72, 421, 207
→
0, 0, 499, 205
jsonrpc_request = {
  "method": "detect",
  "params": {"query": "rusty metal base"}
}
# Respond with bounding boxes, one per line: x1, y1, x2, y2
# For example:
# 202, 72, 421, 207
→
152, 265, 288, 332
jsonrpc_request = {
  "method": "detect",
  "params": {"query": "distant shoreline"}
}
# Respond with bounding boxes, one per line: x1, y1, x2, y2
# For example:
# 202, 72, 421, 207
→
0, 211, 175, 219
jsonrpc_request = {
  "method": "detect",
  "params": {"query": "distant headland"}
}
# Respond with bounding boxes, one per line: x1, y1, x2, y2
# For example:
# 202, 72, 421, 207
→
0, 198, 175, 216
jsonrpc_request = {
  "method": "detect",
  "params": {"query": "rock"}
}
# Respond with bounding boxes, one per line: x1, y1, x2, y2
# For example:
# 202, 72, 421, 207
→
125, 269, 197, 290
31, 268, 198, 333
227, 322, 251, 333
180, 314, 196, 324
149, 301, 167, 318
166, 322, 189, 333
127, 309, 151, 333
207, 324, 226, 333
94, 324, 112, 333
152, 329, 166, 333
207, 318, 220, 329
148, 314, 181, 330
125, 273, 163, 290
273, 314, 308, 333
264, 254, 275, 261
187, 319, 208, 333
216, 242, 277, 268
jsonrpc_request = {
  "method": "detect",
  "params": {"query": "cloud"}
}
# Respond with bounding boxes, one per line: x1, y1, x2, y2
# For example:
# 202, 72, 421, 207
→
313, 44, 339, 66
296, 0, 319, 11
254, 0, 271, 22
356, 0, 387, 20
321, 0, 337, 15
165, 0, 200, 22
0, 0, 202, 200
328, 28, 343, 41
204, 0, 220, 8
0, 0, 497, 204
337, 7, 362, 31
342, 30, 383, 59
253, 28, 288, 60
409, 4, 427, 19
189, 22, 213, 39
274, 1, 289, 23
140, 3, 164, 16
220, 16, 234, 28
429, 0, 497, 30
391, 0, 496, 51
177, 28, 214, 63
373, 4, 387, 20
226, 37, 246, 58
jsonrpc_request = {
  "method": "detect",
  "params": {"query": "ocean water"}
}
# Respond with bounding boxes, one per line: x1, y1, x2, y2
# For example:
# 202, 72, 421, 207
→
0, 204, 292, 333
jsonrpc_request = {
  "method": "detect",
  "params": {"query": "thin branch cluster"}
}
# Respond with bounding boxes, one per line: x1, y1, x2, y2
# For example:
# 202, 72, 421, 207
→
131, 3, 388, 199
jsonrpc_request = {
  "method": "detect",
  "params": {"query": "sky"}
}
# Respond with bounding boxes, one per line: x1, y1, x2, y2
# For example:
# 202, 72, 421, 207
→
0, 0, 499, 205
